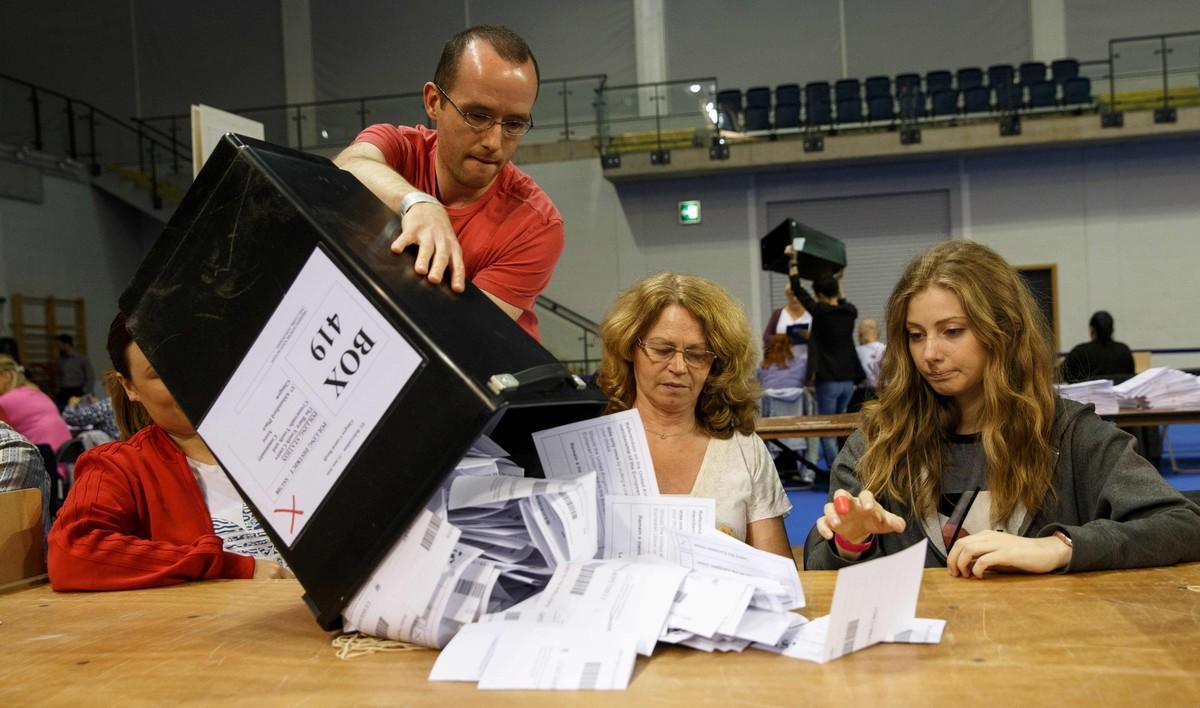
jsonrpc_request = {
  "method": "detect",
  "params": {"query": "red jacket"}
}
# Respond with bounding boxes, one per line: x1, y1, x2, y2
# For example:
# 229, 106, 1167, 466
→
48, 424, 255, 590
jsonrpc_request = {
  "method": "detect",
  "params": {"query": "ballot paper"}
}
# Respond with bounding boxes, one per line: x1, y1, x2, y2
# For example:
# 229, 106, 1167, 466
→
533, 409, 659, 495
1055, 379, 1119, 415
1113, 367, 1200, 409
431, 623, 639, 690
668, 528, 805, 610
602, 495, 715, 559
755, 540, 935, 664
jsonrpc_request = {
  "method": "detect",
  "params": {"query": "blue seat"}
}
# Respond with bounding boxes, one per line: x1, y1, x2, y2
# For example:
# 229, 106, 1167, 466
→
895, 73, 922, 98
745, 86, 772, 108
987, 64, 1015, 89
775, 83, 801, 107
837, 96, 863, 124
994, 83, 1024, 112
864, 76, 891, 99
716, 89, 743, 130
745, 105, 771, 130
1063, 76, 1092, 105
963, 85, 991, 113
1028, 80, 1057, 108
1019, 61, 1047, 86
804, 81, 832, 126
834, 79, 861, 103
1051, 58, 1079, 85
899, 87, 926, 119
867, 94, 895, 122
774, 102, 801, 129
930, 89, 958, 116
956, 67, 984, 92
926, 70, 953, 95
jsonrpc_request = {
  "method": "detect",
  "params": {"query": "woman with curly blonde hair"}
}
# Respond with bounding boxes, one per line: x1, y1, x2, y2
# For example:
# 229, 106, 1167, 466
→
597, 272, 792, 557
806, 241, 1200, 576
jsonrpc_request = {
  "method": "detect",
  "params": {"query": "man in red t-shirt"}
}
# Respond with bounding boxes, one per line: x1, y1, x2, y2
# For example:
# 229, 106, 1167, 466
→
334, 25, 563, 340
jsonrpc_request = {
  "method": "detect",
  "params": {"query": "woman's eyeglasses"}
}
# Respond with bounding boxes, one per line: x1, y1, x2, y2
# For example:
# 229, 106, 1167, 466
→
636, 338, 717, 368
434, 84, 534, 137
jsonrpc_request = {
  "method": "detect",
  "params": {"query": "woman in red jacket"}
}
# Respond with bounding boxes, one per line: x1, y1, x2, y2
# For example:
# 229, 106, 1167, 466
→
48, 312, 291, 590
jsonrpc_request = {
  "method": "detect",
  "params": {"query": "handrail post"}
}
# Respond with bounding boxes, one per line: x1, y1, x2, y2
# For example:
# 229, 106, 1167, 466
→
136, 122, 145, 173
87, 106, 99, 175
30, 86, 43, 151
560, 79, 570, 141
294, 105, 304, 150
1160, 36, 1169, 109
169, 116, 180, 174
149, 142, 162, 210
66, 99, 78, 160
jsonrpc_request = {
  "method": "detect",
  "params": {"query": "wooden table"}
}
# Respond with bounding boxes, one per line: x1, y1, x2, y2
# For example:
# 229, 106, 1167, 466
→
3, 564, 1198, 706
757, 408, 1200, 440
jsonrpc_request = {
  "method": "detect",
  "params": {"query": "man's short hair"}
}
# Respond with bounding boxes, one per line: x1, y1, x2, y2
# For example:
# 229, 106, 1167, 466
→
815, 273, 840, 298
434, 25, 540, 95
56, 334, 74, 346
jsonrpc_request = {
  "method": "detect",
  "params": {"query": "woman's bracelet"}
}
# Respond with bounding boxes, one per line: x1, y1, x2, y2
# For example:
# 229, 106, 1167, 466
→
834, 533, 874, 553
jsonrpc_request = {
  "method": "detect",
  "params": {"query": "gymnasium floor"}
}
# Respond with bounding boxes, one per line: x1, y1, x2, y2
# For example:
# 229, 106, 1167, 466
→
782, 424, 1200, 546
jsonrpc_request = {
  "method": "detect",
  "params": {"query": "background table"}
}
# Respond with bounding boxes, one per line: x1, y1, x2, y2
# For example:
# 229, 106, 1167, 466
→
3, 564, 1198, 705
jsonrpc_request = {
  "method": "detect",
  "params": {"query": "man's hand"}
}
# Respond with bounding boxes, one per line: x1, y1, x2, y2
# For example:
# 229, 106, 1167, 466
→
392, 202, 466, 292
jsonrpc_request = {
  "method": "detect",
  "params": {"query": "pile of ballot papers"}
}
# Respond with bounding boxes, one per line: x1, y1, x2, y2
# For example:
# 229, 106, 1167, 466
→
1113, 367, 1200, 409
1055, 379, 1119, 415
343, 410, 944, 690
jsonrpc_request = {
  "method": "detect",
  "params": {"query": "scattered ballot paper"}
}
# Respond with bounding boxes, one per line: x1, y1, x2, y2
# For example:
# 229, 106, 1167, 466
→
602, 495, 714, 560
755, 540, 943, 664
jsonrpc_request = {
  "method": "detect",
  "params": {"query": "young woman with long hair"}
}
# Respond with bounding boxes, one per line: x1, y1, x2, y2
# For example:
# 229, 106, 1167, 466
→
806, 241, 1200, 576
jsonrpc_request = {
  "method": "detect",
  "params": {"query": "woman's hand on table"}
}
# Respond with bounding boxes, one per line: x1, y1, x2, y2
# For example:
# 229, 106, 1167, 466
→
946, 530, 1072, 578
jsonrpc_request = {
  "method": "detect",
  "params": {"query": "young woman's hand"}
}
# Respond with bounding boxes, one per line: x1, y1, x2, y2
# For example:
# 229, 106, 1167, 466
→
946, 530, 1072, 578
816, 489, 906, 558
252, 559, 295, 580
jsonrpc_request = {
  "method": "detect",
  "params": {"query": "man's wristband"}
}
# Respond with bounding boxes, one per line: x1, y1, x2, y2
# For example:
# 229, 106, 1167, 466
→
834, 533, 874, 553
399, 191, 441, 220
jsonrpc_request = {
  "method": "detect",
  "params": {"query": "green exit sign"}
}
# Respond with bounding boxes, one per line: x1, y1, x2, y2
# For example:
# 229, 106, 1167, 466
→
678, 200, 701, 224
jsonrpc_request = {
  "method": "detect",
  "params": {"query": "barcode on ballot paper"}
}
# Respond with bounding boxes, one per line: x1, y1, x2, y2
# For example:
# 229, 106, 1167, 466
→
375, 617, 390, 638
842, 618, 859, 656
579, 661, 601, 690
562, 493, 578, 519
454, 578, 485, 598
421, 514, 442, 551
571, 566, 596, 595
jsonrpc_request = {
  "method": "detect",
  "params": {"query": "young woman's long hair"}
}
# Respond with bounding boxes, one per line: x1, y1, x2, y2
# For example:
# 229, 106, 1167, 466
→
857, 241, 1058, 524
596, 272, 760, 437
761, 334, 794, 369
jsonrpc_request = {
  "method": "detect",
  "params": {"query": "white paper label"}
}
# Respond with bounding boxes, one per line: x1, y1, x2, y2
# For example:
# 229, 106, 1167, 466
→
198, 247, 421, 545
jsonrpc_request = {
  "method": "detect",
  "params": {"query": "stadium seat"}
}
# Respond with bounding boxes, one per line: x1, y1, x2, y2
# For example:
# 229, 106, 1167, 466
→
962, 85, 991, 113
745, 86, 771, 108
744, 86, 772, 130
867, 94, 895, 122
804, 81, 832, 126
837, 96, 863, 124
716, 89, 743, 130
1063, 76, 1092, 105
994, 83, 1024, 112
1051, 58, 1080, 85
1028, 80, 1057, 108
899, 87, 926, 119
987, 64, 1015, 89
930, 89, 959, 116
774, 83, 801, 129
956, 67, 984, 92
864, 76, 891, 99
926, 70, 953, 95
1019, 61, 1047, 86
895, 73, 921, 97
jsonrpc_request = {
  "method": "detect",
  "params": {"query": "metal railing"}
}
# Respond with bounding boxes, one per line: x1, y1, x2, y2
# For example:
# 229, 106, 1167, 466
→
534, 295, 601, 376
133, 74, 610, 158
1108, 30, 1200, 113
0, 73, 190, 209
595, 77, 719, 157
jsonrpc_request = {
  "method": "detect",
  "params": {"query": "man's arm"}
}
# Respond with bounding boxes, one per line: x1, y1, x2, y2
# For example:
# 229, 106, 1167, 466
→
333, 142, 466, 293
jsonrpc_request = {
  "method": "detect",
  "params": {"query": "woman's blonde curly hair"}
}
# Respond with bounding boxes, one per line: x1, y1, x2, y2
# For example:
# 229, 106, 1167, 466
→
595, 272, 760, 438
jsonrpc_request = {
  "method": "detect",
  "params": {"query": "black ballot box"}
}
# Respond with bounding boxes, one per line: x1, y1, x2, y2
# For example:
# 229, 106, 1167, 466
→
760, 218, 847, 280
119, 134, 606, 629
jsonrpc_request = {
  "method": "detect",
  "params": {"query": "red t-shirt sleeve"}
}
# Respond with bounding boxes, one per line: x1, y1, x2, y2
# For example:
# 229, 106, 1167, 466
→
47, 454, 255, 591
471, 217, 565, 313
352, 123, 422, 182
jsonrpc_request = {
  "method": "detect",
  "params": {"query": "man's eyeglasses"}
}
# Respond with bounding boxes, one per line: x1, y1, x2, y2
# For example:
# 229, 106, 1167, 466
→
636, 338, 717, 368
434, 84, 534, 137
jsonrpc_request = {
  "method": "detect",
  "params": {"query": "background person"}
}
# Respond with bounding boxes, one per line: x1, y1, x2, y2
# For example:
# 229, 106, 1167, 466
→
850, 318, 886, 412
785, 247, 863, 467
334, 25, 562, 340
48, 312, 291, 591
805, 241, 1200, 575
0, 355, 71, 478
596, 273, 792, 558
54, 334, 94, 407
1061, 310, 1135, 382
758, 333, 819, 487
